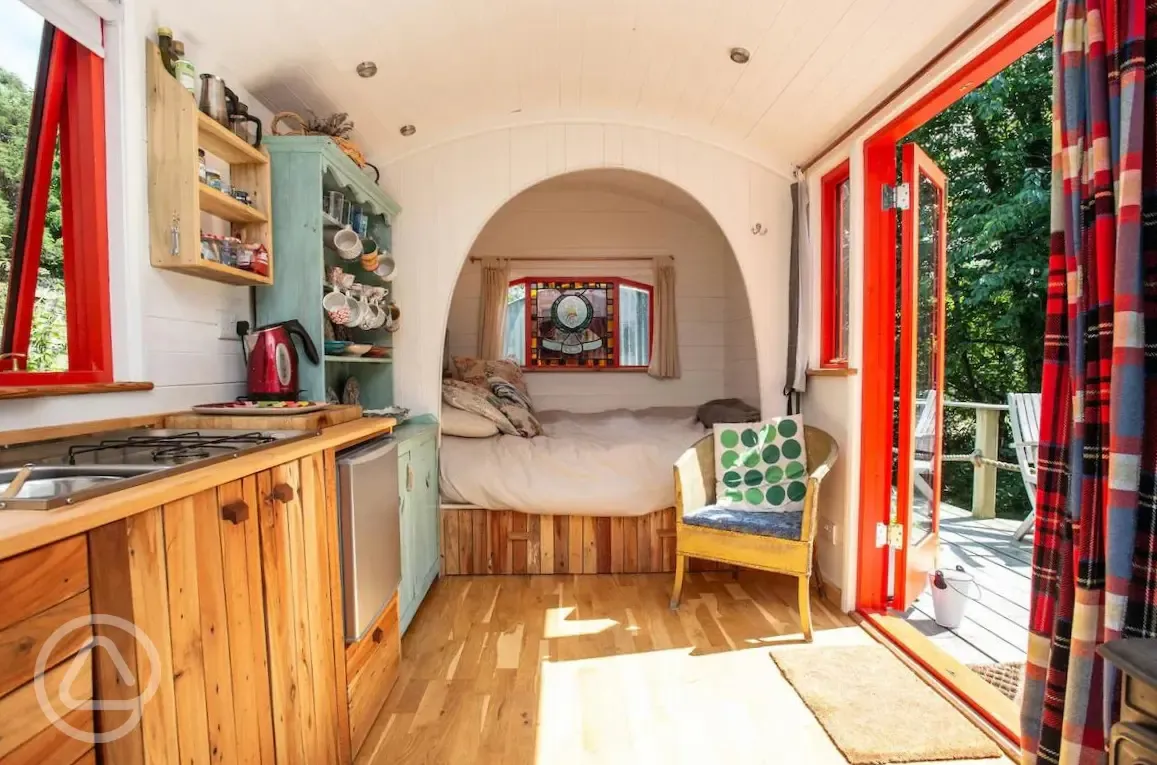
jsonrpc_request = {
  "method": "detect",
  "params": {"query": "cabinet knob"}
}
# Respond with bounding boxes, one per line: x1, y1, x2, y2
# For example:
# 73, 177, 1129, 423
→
268, 483, 295, 503
372, 627, 384, 644
220, 500, 249, 525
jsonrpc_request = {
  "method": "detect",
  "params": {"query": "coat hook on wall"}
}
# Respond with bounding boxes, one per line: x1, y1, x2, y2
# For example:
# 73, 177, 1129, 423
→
751, 223, 768, 236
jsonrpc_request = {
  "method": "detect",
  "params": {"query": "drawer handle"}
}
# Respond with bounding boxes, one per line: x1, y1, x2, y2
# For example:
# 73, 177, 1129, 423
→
220, 500, 249, 525
268, 483, 295, 503
372, 627, 384, 644
406, 465, 414, 491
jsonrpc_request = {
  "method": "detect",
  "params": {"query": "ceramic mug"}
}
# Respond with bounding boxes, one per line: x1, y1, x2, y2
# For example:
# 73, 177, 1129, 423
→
365, 301, 386, 329
331, 226, 361, 260
375, 255, 396, 281
360, 239, 380, 272
322, 285, 351, 326
384, 303, 401, 332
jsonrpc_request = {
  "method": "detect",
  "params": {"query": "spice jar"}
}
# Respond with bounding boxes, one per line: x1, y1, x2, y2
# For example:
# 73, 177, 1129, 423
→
200, 233, 221, 262
217, 236, 236, 267
234, 238, 253, 270
198, 150, 207, 183
248, 244, 270, 276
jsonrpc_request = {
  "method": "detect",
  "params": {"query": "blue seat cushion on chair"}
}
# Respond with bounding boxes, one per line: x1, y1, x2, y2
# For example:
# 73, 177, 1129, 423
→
682, 505, 804, 540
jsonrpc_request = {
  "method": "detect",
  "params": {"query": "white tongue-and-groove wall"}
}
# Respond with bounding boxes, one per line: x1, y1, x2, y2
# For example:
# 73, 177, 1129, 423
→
379, 122, 794, 421
445, 179, 759, 413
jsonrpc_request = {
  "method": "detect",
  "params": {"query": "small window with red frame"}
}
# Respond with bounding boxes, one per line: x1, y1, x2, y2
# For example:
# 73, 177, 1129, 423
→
820, 162, 851, 368
503, 277, 652, 370
0, 0, 111, 385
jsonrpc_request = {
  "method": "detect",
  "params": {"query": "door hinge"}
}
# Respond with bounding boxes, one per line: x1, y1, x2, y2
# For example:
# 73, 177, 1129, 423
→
876, 522, 906, 549
882, 183, 910, 211
888, 523, 905, 550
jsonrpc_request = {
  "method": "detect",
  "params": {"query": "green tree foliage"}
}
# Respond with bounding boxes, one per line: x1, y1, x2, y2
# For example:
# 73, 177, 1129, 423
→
0, 64, 68, 370
904, 41, 1051, 518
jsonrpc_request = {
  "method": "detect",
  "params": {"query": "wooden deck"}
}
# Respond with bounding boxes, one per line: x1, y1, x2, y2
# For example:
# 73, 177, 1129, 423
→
900, 504, 1031, 668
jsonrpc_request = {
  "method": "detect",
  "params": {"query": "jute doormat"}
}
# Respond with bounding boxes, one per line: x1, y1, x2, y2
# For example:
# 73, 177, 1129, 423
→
969, 662, 1024, 702
771, 644, 1002, 764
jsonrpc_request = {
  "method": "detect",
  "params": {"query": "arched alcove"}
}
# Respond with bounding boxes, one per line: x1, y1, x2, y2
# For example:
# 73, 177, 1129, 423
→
381, 123, 792, 418
442, 168, 760, 413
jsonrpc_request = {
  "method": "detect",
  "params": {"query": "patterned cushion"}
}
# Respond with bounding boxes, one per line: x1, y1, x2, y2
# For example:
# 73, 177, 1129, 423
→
683, 505, 804, 541
442, 380, 519, 436
713, 416, 808, 512
497, 401, 543, 438
453, 356, 530, 399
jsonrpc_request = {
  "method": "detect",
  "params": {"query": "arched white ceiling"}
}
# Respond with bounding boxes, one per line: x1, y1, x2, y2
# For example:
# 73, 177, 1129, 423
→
161, 0, 1003, 170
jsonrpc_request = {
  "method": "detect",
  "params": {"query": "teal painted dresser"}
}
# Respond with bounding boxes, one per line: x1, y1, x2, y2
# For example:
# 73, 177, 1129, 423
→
393, 417, 440, 634
256, 136, 402, 410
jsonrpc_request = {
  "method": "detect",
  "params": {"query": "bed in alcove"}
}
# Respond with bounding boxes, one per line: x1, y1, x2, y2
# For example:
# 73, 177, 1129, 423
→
437, 168, 763, 575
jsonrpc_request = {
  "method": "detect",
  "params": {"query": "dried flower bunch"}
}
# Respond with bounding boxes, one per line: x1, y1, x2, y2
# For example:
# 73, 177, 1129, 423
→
303, 112, 355, 139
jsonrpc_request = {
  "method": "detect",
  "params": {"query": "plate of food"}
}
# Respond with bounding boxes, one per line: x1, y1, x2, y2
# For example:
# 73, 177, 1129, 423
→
190, 401, 331, 416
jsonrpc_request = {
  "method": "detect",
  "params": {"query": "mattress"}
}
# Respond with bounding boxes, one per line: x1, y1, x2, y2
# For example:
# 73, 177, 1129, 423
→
439, 407, 707, 516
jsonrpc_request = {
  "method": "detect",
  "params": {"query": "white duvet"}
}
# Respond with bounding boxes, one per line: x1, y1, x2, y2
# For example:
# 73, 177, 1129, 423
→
439, 408, 707, 516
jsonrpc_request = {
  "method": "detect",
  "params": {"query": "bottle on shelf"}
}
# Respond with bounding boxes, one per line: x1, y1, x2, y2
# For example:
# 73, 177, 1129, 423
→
157, 27, 176, 76
171, 41, 197, 94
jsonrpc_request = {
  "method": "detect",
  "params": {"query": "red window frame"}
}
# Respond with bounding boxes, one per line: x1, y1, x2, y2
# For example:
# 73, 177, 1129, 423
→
1, 22, 112, 385
820, 160, 851, 368
511, 276, 654, 371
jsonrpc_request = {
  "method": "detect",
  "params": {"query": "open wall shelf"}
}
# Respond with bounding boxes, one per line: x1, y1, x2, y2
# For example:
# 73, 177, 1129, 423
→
145, 40, 273, 288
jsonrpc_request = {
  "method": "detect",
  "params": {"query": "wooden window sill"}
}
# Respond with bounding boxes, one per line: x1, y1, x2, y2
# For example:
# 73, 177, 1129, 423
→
807, 367, 858, 378
0, 381, 155, 401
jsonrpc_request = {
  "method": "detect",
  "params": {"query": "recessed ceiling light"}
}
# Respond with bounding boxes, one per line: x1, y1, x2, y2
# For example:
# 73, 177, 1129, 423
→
729, 47, 750, 64
400, 124, 416, 137
356, 61, 378, 78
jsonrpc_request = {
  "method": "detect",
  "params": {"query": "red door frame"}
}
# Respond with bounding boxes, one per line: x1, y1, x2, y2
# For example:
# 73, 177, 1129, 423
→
856, 2, 1053, 611
853, 1, 1053, 742
894, 143, 948, 612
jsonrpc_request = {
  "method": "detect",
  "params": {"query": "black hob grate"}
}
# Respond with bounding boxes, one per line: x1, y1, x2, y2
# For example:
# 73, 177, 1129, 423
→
66, 431, 277, 465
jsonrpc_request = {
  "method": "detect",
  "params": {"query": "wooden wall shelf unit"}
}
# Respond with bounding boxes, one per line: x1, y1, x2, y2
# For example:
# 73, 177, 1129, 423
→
146, 41, 273, 287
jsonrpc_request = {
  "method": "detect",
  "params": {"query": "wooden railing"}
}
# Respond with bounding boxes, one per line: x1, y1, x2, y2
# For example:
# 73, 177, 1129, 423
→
942, 399, 1009, 520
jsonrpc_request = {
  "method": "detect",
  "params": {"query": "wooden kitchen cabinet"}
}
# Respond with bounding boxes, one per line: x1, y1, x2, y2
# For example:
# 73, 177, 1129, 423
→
0, 537, 95, 764
88, 454, 345, 764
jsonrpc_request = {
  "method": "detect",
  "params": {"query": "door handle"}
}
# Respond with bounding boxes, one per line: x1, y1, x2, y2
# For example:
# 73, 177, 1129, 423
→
268, 483, 294, 503
220, 500, 249, 524
406, 464, 414, 491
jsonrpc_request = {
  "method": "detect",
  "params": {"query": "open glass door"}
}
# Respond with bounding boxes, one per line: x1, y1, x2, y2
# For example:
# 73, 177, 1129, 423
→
893, 143, 948, 611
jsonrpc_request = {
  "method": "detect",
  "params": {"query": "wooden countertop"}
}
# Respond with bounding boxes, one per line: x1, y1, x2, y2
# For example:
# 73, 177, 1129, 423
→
0, 416, 395, 561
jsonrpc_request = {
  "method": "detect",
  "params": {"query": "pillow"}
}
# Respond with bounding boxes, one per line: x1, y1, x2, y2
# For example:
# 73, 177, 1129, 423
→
713, 415, 808, 512
442, 380, 519, 436
697, 398, 760, 427
441, 406, 500, 438
453, 356, 530, 399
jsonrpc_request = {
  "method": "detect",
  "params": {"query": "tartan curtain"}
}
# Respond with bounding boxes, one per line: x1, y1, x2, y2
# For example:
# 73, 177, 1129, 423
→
1020, 1, 1157, 762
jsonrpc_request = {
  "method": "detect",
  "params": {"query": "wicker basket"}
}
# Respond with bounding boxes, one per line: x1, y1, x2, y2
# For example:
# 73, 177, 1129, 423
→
271, 111, 367, 168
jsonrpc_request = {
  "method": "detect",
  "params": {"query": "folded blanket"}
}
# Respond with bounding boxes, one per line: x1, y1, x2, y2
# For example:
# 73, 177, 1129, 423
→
489, 376, 542, 437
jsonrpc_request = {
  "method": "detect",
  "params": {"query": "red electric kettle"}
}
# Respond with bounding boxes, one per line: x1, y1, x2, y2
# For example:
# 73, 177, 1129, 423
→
242, 320, 319, 401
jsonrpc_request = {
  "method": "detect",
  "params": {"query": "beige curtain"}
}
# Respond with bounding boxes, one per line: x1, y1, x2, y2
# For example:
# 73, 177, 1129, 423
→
648, 255, 680, 379
477, 257, 510, 359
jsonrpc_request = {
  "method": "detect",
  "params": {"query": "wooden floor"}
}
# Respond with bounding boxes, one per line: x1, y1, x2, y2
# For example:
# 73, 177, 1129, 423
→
357, 571, 1010, 765
901, 504, 1030, 668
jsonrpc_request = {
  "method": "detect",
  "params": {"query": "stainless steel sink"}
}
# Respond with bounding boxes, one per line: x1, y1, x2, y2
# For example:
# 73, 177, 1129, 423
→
0, 465, 169, 510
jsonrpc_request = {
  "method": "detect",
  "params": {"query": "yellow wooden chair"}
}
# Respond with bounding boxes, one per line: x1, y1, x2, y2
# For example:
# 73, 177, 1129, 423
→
669, 426, 838, 642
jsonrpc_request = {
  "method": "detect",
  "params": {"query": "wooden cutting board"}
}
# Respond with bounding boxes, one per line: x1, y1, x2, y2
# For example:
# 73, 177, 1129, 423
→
163, 404, 363, 431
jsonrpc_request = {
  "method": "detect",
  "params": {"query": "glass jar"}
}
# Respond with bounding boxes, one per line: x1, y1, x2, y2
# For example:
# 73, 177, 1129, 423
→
218, 236, 236, 267
233, 238, 252, 270
204, 169, 222, 191
198, 150, 207, 183
200, 233, 220, 262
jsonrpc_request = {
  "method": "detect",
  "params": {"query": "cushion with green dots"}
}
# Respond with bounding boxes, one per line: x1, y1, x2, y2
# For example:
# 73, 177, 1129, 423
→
712, 416, 808, 512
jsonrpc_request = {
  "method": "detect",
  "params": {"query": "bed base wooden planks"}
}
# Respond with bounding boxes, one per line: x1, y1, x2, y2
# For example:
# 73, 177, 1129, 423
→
439, 507, 730, 575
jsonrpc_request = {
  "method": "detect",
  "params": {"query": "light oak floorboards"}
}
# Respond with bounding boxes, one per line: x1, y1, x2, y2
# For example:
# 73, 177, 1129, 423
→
356, 572, 1010, 765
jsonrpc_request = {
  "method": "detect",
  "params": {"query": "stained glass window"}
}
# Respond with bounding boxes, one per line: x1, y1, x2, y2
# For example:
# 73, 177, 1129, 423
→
504, 277, 651, 369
